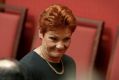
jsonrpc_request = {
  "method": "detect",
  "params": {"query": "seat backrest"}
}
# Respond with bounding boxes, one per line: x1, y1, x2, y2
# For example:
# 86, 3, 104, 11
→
0, 4, 27, 59
106, 26, 119, 80
65, 17, 104, 80
31, 16, 104, 80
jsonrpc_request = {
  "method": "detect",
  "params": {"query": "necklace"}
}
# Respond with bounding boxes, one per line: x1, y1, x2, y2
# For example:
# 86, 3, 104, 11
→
45, 59, 64, 75
38, 46, 64, 75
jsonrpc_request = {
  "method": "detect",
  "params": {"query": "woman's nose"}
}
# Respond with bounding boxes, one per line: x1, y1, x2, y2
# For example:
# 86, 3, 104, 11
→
56, 42, 65, 49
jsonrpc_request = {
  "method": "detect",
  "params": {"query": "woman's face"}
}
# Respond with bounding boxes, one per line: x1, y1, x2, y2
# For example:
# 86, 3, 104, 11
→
40, 28, 72, 58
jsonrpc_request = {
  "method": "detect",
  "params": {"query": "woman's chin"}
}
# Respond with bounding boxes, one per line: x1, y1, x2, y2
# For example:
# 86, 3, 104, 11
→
51, 53, 64, 58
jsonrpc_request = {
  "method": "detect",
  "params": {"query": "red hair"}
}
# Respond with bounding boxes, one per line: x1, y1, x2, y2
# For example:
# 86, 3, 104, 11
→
38, 4, 76, 34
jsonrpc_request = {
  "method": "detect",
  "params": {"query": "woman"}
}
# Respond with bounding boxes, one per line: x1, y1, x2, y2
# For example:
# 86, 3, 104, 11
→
20, 4, 77, 80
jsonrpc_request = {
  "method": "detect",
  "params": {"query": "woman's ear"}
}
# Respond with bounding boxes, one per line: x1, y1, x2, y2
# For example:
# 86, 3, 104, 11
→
38, 30, 43, 39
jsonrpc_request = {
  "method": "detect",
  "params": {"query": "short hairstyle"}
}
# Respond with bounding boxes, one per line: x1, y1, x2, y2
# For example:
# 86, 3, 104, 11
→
0, 59, 25, 80
39, 4, 76, 34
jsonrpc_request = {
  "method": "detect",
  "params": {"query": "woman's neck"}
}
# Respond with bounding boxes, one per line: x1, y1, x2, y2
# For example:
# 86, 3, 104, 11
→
34, 46, 61, 63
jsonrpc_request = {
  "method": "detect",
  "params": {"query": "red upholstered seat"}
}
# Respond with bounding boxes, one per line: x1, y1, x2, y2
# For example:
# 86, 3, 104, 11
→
106, 26, 119, 80
0, 13, 19, 58
66, 17, 104, 80
0, 4, 27, 59
67, 25, 96, 71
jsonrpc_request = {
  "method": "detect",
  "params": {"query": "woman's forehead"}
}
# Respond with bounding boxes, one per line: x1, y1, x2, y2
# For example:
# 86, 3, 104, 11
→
46, 28, 72, 36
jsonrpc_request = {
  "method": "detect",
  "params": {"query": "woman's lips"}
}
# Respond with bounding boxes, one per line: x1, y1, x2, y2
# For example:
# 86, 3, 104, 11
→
56, 50, 65, 54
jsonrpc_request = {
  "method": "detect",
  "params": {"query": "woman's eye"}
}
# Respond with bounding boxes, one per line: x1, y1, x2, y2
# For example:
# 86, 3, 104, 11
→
63, 37, 70, 42
49, 37, 58, 41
